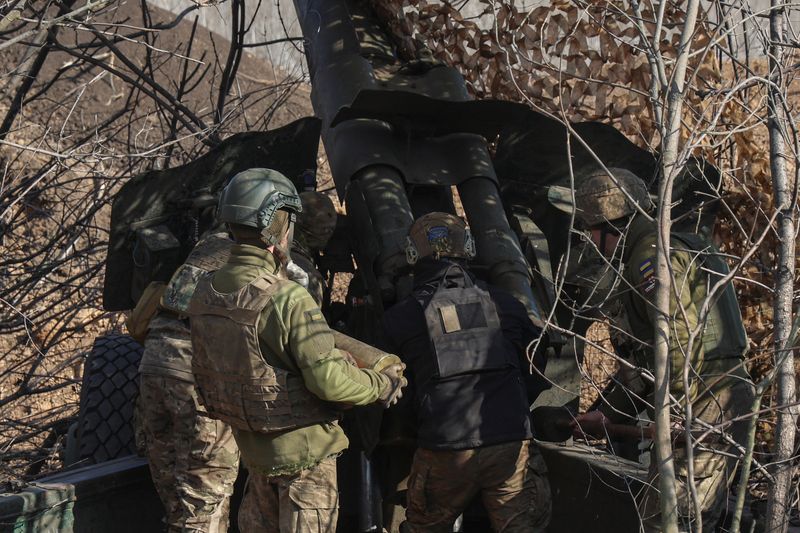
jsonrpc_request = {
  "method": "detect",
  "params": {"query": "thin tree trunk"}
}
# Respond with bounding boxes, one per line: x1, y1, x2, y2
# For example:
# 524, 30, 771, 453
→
731, 391, 763, 532
764, 0, 798, 530
652, 0, 703, 530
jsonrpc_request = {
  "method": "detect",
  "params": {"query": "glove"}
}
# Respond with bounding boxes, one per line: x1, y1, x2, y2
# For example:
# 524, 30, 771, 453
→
378, 363, 407, 408
286, 261, 310, 288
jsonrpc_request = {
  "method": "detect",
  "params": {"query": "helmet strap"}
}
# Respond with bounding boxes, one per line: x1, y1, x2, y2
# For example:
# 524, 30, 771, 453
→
597, 222, 622, 257
405, 236, 420, 265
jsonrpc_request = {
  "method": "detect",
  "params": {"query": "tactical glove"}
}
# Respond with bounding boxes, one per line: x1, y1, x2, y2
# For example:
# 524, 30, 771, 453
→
378, 363, 407, 408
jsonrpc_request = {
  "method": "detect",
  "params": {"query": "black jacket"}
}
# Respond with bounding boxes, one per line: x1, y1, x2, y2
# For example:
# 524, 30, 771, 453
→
382, 258, 546, 450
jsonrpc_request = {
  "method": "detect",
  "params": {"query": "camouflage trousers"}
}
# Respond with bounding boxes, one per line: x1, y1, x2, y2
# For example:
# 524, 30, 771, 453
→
403, 440, 552, 533
637, 380, 755, 532
237, 456, 339, 533
137, 374, 240, 533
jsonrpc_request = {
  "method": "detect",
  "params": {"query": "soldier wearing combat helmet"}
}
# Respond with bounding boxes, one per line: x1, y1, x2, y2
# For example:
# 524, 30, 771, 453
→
552, 168, 754, 531
382, 212, 552, 533
187, 168, 406, 533
129, 232, 240, 533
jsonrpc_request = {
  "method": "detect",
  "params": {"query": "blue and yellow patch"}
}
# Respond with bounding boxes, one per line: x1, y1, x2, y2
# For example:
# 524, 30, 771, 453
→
427, 225, 450, 251
639, 259, 654, 277
639, 259, 656, 294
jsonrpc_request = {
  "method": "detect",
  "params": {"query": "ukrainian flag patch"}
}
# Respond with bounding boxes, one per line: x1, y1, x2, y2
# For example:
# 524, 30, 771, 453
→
639, 259, 654, 277
639, 259, 656, 294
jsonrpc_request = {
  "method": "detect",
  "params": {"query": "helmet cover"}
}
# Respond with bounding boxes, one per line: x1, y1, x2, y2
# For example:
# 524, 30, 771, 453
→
549, 167, 651, 227
296, 191, 337, 251
406, 212, 476, 263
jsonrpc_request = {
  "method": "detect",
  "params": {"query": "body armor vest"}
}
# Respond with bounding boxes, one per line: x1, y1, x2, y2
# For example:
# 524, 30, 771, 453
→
161, 233, 233, 315
188, 272, 339, 433
672, 232, 748, 360
419, 266, 514, 382
138, 233, 232, 380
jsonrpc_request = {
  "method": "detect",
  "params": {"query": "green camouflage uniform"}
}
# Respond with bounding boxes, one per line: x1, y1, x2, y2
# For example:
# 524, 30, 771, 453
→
197, 244, 389, 533
137, 315, 240, 533
600, 216, 753, 532
136, 233, 240, 533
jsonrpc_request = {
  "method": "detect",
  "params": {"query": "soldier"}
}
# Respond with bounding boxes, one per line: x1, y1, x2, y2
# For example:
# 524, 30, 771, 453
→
186, 168, 407, 533
553, 168, 754, 531
382, 212, 552, 533
130, 232, 240, 533
287, 191, 338, 306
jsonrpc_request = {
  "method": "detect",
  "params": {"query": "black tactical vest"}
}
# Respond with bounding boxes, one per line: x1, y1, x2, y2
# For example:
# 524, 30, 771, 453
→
418, 265, 516, 383
402, 265, 532, 449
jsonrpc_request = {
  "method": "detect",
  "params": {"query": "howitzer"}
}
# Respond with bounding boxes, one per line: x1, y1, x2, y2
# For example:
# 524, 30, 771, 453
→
2, 4, 731, 532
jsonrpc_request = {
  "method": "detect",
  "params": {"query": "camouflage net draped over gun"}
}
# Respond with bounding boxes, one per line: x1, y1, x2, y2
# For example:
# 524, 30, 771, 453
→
371, 0, 794, 373
372, 0, 721, 144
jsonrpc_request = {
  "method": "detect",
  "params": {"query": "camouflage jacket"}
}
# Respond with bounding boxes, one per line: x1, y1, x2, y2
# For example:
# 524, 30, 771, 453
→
138, 233, 232, 381
601, 216, 750, 424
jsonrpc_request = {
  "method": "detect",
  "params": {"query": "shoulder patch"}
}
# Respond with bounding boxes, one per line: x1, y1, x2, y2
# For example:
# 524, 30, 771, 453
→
636, 258, 657, 295
639, 259, 654, 278
305, 309, 325, 323
643, 277, 657, 294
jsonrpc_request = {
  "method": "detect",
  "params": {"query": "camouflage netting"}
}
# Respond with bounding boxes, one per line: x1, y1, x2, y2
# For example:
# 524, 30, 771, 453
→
371, 0, 795, 363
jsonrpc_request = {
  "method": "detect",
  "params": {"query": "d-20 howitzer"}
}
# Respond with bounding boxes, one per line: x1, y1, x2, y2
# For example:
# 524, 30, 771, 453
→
290, 0, 548, 326
0, 3, 728, 532
288, 2, 560, 531
288, 3, 727, 532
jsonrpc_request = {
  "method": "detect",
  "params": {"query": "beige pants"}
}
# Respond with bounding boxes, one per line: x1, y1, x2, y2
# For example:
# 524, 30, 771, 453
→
404, 440, 551, 533
238, 456, 339, 533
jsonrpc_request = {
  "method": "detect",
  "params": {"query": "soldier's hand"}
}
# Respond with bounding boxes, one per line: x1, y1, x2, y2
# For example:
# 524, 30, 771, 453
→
340, 350, 358, 367
570, 410, 610, 439
378, 363, 407, 408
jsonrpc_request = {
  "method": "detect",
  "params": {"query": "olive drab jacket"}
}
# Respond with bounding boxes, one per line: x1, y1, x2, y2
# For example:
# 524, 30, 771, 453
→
188, 244, 389, 475
601, 216, 750, 424
188, 270, 340, 433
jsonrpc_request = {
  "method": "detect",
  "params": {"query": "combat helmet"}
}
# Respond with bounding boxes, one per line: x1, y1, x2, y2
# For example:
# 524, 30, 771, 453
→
405, 212, 476, 264
296, 191, 337, 251
549, 168, 652, 227
217, 168, 302, 246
